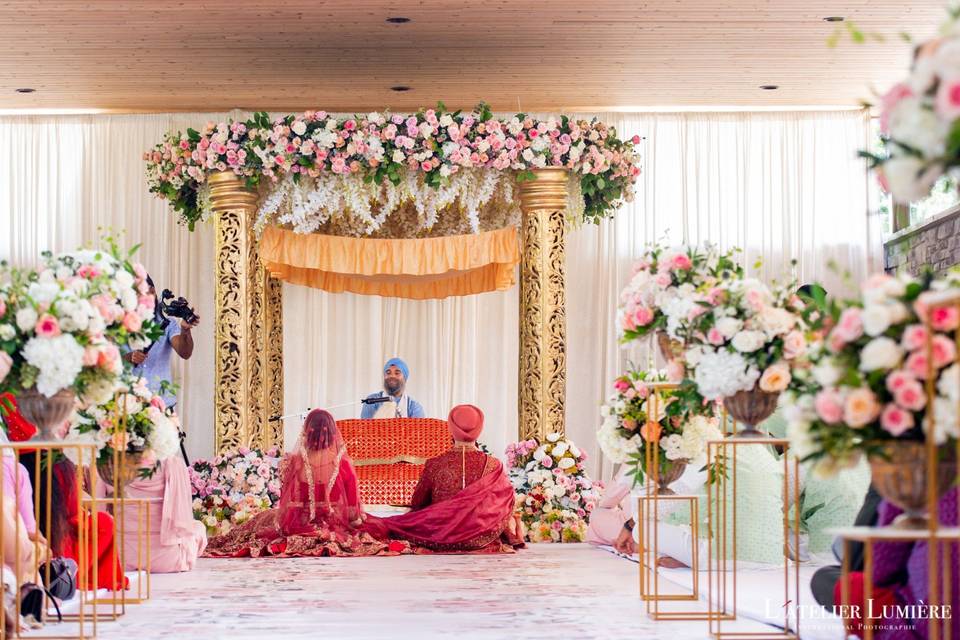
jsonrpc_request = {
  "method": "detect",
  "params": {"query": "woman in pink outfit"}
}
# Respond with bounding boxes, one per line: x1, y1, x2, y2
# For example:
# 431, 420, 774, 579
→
100, 456, 207, 573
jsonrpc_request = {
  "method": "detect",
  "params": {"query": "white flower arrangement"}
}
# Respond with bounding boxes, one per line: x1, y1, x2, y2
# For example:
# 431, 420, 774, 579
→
505, 434, 601, 543
684, 278, 807, 401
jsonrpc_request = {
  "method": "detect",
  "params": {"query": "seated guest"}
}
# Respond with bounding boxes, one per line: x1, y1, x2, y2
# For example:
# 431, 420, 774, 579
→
1, 494, 42, 586
97, 456, 207, 573
22, 456, 127, 591
376, 405, 523, 552
0, 432, 38, 541
809, 484, 882, 607
836, 490, 958, 639
360, 358, 425, 419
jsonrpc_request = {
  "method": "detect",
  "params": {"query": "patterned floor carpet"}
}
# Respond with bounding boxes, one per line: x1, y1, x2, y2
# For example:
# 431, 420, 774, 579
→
85, 544, 777, 640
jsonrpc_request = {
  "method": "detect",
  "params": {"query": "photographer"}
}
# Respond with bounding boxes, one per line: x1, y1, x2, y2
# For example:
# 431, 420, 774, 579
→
126, 275, 199, 410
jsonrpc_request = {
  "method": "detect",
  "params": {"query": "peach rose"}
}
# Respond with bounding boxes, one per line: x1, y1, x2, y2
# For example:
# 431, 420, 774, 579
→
783, 330, 806, 360
843, 387, 881, 428
758, 362, 791, 393
640, 420, 662, 442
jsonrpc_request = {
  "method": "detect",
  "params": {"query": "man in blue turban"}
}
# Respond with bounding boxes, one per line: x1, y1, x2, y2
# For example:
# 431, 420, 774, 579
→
360, 357, 426, 419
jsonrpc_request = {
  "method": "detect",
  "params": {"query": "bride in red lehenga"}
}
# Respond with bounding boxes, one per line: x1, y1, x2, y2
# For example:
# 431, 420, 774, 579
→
205, 409, 406, 558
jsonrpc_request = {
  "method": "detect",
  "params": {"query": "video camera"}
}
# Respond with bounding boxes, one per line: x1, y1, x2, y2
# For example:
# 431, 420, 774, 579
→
159, 289, 199, 325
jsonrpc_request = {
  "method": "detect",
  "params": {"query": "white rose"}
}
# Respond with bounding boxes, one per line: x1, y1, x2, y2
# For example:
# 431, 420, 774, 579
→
391, 149, 405, 163
858, 337, 903, 372
552, 442, 569, 457
558, 457, 575, 470
16, 307, 38, 331
715, 316, 742, 339
812, 360, 842, 387
439, 114, 453, 127
0, 324, 14, 340
884, 156, 942, 203
862, 305, 892, 337
731, 330, 766, 353
887, 96, 947, 157
546, 433, 561, 443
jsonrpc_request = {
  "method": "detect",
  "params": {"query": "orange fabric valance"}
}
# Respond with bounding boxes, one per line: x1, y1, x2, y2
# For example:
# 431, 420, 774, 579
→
259, 225, 519, 300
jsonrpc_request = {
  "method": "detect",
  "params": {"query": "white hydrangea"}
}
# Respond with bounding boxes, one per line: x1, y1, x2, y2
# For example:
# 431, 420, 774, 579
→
693, 348, 760, 400
660, 433, 685, 460
22, 334, 85, 396
148, 413, 181, 461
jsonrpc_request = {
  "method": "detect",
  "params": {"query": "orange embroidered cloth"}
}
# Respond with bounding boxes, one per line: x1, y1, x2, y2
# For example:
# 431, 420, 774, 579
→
337, 418, 450, 505
259, 226, 519, 300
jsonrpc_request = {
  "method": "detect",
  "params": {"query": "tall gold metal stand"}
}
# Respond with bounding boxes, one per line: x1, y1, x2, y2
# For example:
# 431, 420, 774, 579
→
0, 442, 97, 639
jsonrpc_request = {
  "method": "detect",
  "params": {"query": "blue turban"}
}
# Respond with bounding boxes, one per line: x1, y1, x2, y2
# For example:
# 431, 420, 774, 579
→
384, 357, 409, 380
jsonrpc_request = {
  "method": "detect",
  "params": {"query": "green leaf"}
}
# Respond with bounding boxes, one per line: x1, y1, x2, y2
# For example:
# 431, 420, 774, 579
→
945, 118, 960, 157
186, 128, 201, 143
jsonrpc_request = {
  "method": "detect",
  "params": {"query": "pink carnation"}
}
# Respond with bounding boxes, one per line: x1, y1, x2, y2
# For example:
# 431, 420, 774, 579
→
904, 351, 931, 379
936, 76, 960, 122
929, 305, 960, 332
885, 370, 916, 393
931, 334, 957, 369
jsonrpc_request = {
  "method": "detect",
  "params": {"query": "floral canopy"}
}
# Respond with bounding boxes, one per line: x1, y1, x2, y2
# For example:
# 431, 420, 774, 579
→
146, 102, 641, 299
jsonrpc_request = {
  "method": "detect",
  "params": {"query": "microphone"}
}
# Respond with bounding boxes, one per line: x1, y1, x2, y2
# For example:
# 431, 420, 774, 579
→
268, 396, 394, 422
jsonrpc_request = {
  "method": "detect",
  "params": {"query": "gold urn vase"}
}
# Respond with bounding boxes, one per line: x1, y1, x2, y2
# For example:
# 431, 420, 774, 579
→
17, 387, 76, 441
723, 387, 779, 437
869, 441, 957, 529
654, 458, 689, 495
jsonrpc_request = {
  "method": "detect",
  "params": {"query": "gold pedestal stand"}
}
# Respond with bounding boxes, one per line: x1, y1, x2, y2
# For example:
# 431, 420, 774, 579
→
705, 435, 801, 640
0, 442, 97, 639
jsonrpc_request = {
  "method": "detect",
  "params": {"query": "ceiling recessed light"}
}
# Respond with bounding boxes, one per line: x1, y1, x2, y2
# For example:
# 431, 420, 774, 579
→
759, 85, 779, 90
390, 85, 411, 92
385, 17, 411, 24
822, 16, 845, 22
14, 88, 36, 93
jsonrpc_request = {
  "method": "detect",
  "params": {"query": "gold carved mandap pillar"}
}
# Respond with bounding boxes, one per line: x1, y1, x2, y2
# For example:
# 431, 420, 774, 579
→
517, 168, 568, 441
208, 171, 284, 453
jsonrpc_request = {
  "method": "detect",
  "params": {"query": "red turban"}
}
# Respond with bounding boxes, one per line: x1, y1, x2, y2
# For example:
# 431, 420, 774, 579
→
448, 404, 484, 442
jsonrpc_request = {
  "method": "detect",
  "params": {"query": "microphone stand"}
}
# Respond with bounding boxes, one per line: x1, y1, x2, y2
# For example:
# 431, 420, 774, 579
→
268, 396, 393, 423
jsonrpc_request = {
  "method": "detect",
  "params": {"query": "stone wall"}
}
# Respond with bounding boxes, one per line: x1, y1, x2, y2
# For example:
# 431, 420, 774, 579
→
884, 205, 960, 276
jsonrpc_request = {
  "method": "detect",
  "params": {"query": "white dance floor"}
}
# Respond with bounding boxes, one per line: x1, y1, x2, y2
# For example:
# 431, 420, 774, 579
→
65, 544, 844, 640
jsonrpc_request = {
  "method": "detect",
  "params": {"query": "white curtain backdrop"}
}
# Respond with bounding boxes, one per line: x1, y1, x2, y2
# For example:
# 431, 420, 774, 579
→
0, 109, 877, 477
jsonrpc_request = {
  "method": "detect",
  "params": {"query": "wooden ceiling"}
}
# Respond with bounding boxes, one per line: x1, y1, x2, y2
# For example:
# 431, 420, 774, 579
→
0, 0, 946, 112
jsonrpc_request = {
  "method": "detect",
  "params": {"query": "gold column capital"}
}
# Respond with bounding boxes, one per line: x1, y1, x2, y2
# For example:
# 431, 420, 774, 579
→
207, 171, 259, 211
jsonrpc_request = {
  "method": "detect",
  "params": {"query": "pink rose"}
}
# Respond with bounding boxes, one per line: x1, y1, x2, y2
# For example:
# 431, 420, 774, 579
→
541, 456, 553, 469
82, 346, 99, 367
893, 379, 927, 411
814, 389, 844, 424
843, 387, 881, 428
670, 253, 693, 271
827, 330, 847, 353
885, 370, 916, 393
834, 308, 864, 342
880, 403, 915, 436
930, 305, 960, 332
654, 273, 671, 288
35, 314, 61, 338
783, 330, 806, 359
624, 388, 637, 400
931, 334, 957, 369
0, 351, 11, 383
901, 324, 929, 352
122, 312, 142, 333
707, 287, 725, 305
904, 351, 931, 379
613, 378, 631, 393
707, 327, 725, 345
0, 299, 6, 317
150, 396, 167, 411
936, 76, 960, 122
633, 307, 654, 326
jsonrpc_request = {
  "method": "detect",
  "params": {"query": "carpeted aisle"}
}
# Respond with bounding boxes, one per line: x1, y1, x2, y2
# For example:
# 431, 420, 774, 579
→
91, 544, 717, 640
